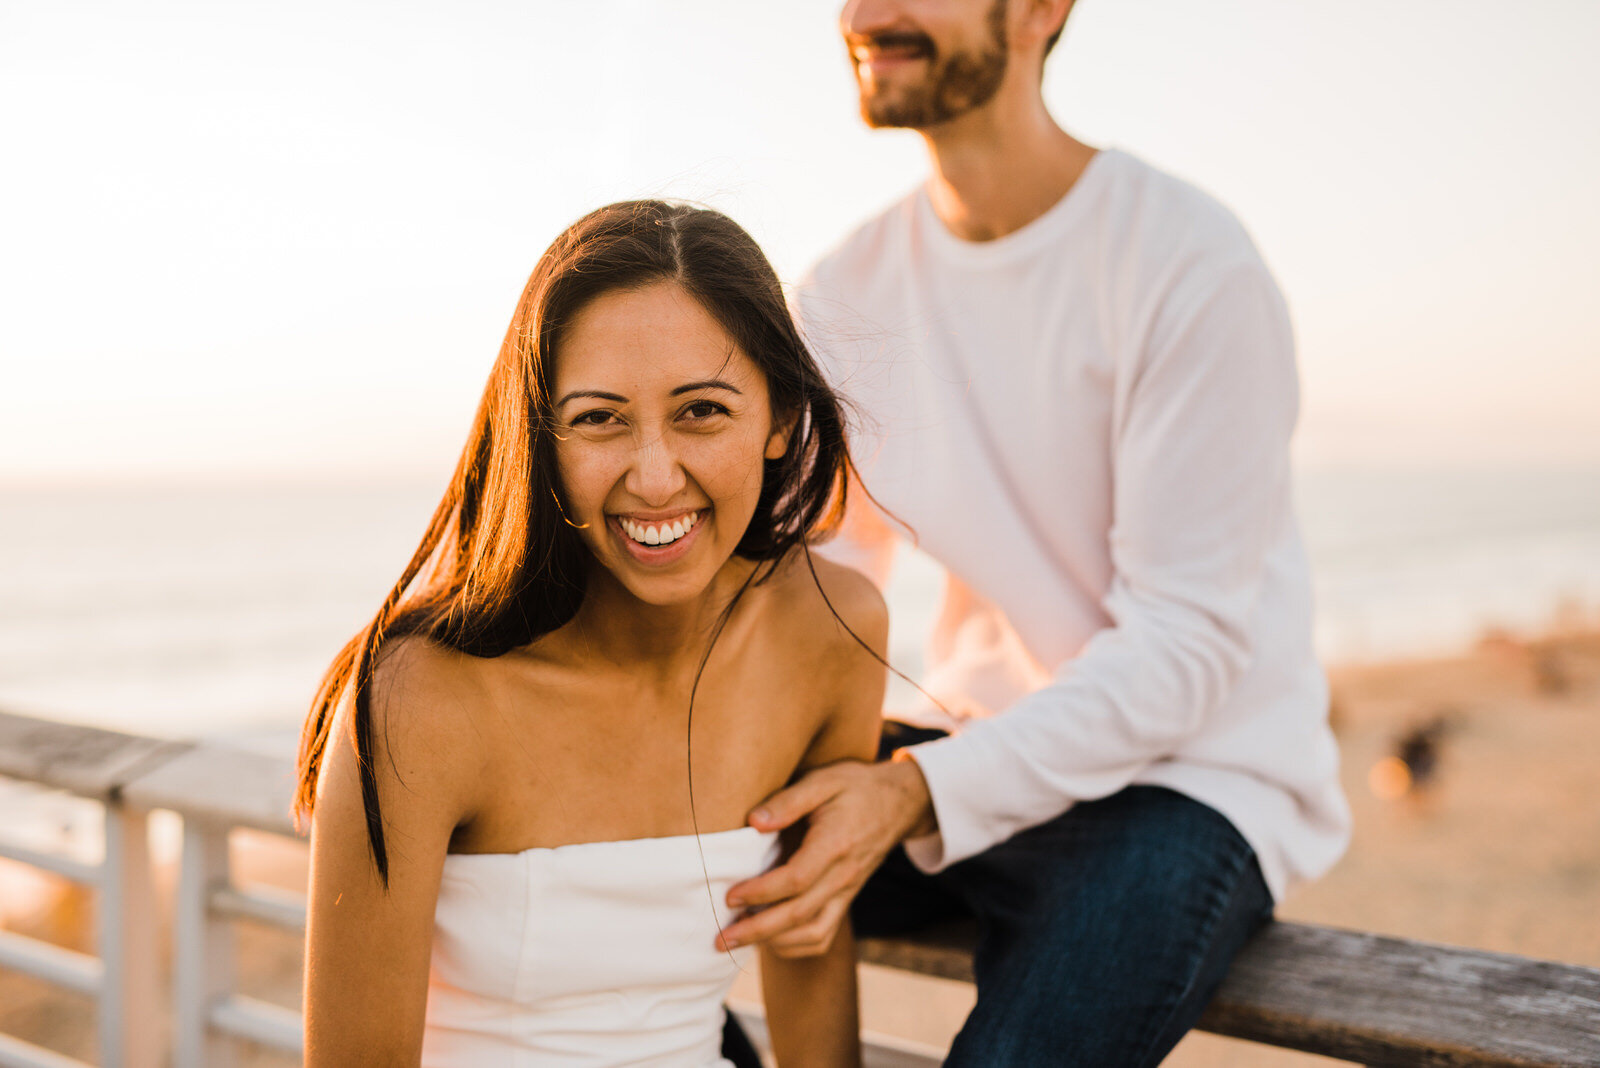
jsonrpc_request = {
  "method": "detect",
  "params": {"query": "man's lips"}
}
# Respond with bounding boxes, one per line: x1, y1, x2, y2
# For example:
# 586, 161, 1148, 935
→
850, 33, 935, 69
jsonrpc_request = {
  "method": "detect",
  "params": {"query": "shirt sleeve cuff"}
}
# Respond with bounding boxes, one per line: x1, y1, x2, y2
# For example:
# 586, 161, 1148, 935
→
897, 734, 998, 874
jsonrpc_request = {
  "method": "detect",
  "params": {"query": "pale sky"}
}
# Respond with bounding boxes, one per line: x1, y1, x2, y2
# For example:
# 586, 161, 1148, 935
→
3, 0, 1597, 482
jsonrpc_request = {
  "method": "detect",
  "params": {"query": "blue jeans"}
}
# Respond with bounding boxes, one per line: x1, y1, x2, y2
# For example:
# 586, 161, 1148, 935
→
849, 723, 1274, 1066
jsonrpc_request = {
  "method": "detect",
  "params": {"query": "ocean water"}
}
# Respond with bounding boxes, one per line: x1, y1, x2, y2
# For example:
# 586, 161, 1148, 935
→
1, 467, 1597, 742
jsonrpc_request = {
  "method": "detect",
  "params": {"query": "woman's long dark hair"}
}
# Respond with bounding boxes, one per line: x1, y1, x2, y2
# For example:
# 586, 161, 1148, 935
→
294, 201, 854, 887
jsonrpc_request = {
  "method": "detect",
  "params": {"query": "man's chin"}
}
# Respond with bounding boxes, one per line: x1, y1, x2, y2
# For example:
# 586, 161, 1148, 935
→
859, 94, 933, 131
860, 107, 901, 130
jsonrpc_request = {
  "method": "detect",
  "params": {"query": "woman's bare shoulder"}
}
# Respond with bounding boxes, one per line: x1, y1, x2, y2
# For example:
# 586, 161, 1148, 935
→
369, 634, 489, 719
330, 634, 494, 820
756, 551, 889, 768
764, 550, 888, 660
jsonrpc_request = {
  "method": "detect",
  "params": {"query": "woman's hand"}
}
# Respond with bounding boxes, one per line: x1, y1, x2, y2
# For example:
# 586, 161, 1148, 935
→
719, 754, 934, 957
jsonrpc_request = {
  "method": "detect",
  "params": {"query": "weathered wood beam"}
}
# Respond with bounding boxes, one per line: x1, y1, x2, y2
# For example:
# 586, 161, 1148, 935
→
0, 710, 187, 801
860, 921, 1600, 1068
1202, 922, 1600, 1067
120, 744, 302, 838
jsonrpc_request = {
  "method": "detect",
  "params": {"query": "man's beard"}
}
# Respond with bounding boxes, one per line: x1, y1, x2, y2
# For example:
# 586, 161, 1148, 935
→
856, 0, 1009, 129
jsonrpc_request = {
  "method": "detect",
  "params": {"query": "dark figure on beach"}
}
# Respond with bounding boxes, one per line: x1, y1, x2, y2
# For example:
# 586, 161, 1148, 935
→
1397, 713, 1457, 791
1398, 726, 1440, 787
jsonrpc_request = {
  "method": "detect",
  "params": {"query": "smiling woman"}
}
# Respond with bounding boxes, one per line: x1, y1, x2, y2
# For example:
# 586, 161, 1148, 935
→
292, 200, 887, 1067
552, 282, 793, 607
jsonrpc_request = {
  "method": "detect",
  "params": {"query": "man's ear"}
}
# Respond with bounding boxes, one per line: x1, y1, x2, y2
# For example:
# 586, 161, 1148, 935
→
1021, 0, 1073, 52
765, 408, 798, 461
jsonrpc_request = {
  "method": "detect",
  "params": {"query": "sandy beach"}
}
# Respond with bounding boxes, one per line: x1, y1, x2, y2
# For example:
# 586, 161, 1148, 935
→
3, 625, 1598, 1065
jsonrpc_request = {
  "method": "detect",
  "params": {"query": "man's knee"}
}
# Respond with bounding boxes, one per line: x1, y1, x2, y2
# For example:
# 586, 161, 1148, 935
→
940, 787, 1273, 1066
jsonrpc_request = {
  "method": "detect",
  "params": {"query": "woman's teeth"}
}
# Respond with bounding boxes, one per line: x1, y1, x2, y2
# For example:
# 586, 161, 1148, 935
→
619, 511, 699, 547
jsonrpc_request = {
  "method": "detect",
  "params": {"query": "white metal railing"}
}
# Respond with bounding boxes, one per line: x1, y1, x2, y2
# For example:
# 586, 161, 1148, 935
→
119, 735, 308, 1068
0, 710, 167, 1068
0, 711, 306, 1068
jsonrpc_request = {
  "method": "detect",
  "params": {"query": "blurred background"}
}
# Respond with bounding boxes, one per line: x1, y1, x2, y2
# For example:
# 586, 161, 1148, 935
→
2, 1, 1597, 1063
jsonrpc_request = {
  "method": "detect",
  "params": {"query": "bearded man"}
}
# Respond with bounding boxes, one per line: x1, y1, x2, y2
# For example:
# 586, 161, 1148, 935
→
719, 1, 1351, 1062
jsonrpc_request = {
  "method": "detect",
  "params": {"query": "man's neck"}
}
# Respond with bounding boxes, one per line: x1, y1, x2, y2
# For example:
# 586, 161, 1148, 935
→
920, 92, 1096, 243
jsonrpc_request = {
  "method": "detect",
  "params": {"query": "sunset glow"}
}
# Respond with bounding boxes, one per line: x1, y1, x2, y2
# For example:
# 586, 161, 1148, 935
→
1368, 756, 1413, 801
2, 0, 1597, 482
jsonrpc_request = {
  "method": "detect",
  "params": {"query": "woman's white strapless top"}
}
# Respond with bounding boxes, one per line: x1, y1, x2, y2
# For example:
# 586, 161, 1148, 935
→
421, 825, 781, 1067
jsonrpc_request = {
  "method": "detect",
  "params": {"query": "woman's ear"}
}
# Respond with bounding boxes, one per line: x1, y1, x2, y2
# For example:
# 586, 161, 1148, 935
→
764, 408, 797, 461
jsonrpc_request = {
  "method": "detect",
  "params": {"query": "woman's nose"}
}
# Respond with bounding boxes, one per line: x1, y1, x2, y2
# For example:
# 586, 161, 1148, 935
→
624, 431, 687, 504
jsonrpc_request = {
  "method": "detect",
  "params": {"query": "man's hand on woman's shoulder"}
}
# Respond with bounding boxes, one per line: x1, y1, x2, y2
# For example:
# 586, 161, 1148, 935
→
713, 549, 915, 959
718, 756, 934, 958
716, 561, 934, 959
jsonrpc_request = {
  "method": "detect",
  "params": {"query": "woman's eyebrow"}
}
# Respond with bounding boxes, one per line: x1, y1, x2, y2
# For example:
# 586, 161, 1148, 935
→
555, 389, 628, 408
670, 379, 742, 396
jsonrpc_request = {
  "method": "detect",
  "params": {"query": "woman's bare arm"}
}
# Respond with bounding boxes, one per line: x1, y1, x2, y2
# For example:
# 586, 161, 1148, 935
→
759, 560, 888, 1067
303, 641, 486, 1067
760, 923, 863, 1068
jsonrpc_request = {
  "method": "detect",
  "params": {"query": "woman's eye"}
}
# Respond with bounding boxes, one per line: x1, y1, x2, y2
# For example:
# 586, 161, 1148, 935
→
571, 410, 615, 428
683, 400, 729, 421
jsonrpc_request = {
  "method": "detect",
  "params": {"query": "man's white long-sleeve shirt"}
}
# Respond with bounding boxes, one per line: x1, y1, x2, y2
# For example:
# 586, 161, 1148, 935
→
797, 148, 1350, 902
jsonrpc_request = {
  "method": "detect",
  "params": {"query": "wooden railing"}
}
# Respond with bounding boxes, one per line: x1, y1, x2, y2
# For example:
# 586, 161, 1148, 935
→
2, 708, 1598, 1067
855, 924, 1600, 1066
